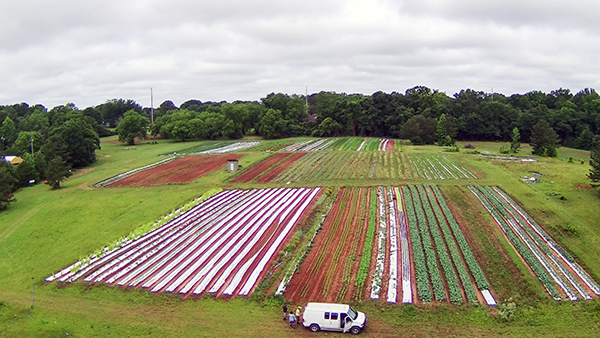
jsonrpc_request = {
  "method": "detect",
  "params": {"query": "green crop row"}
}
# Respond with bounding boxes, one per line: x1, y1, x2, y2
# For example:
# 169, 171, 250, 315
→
417, 186, 462, 303
424, 185, 478, 303
469, 185, 560, 299
481, 186, 580, 299
491, 187, 575, 262
431, 185, 490, 291
402, 186, 433, 302
355, 188, 377, 299
409, 185, 446, 301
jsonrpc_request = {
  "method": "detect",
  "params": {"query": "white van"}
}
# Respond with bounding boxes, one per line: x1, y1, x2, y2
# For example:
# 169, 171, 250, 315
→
302, 302, 366, 334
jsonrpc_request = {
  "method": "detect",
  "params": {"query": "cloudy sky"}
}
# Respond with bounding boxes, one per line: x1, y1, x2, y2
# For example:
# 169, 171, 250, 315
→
1, 0, 599, 109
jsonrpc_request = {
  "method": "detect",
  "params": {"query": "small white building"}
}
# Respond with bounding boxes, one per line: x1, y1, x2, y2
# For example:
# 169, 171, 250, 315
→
227, 159, 239, 172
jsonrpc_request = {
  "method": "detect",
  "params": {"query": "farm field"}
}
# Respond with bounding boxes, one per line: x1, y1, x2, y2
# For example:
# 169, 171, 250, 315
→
2, 135, 600, 337
230, 151, 477, 182
281, 185, 496, 306
106, 154, 244, 187
47, 188, 321, 298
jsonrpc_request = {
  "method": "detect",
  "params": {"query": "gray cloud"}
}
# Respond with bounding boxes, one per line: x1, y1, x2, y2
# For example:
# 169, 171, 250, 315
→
1, 0, 599, 109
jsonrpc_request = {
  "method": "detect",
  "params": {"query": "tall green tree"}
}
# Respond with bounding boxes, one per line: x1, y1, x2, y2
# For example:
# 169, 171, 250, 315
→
1, 116, 16, 150
530, 120, 560, 157
0, 166, 17, 210
45, 156, 72, 190
11, 131, 44, 156
50, 117, 100, 167
510, 127, 521, 153
116, 110, 150, 145
589, 136, 600, 183
15, 153, 38, 187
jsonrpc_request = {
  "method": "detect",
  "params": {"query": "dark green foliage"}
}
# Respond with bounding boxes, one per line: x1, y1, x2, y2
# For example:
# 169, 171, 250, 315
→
116, 110, 150, 145
400, 115, 437, 145
530, 120, 560, 157
589, 136, 600, 183
511, 127, 521, 153
14, 154, 38, 187
50, 117, 100, 167
45, 156, 72, 190
0, 166, 17, 210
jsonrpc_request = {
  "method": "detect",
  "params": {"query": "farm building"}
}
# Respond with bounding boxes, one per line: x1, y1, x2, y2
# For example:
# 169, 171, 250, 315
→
1, 155, 24, 166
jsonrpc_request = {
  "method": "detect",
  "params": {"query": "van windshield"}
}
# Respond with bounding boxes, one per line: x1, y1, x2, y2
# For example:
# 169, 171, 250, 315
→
348, 307, 358, 320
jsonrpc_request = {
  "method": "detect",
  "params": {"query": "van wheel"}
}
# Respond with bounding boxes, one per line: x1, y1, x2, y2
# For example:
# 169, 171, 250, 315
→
309, 324, 320, 332
350, 326, 361, 334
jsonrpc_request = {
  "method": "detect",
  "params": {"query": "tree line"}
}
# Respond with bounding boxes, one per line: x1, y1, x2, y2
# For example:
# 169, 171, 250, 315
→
2, 86, 600, 209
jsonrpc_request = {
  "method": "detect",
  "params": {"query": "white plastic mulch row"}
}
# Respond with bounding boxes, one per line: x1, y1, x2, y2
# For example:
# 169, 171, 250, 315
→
484, 189, 584, 301
298, 139, 335, 151
45, 187, 320, 298
394, 187, 413, 304
386, 187, 398, 303
197, 141, 261, 154
378, 139, 391, 152
470, 186, 595, 302
492, 187, 600, 296
370, 186, 387, 299
356, 139, 368, 151
281, 140, 312, 152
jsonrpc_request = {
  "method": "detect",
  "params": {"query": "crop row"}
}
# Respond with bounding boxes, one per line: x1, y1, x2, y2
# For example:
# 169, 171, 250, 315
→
491, 187, 600, 295
298, 188, 348, 298
321, 189, 357, 299
94, 156, 177, 187
370, 187, 388, 299
469, 185, 563, 299
394, 188, 413, 304
422, 185, 478, 303
471, 185, 600, 301
354, 188, 377, 299
46, 187, 320, 298
430, 186, 490, 292
269, 152, 417, 182
336, 188, 368, 302
411, 154, 477, 180
198, 141, 261, 154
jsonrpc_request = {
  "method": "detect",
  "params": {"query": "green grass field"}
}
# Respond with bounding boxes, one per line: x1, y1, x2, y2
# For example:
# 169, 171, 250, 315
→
1, 136, 600, 337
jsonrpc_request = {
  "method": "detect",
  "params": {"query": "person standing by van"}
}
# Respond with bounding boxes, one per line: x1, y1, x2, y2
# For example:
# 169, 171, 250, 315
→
295, 306, 302, 324
282, 303, 288, 320
288, 311, 296, 329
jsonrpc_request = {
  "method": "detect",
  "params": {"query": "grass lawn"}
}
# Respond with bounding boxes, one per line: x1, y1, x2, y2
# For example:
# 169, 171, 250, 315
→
1, 136, 600, 337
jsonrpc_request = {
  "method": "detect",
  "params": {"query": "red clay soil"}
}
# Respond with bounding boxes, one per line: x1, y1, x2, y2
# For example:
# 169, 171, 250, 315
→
306, 188, 356, 302
108, 154, 243, 187
230, 153, 291, 183
576, 184, 594, 189
284, 188, 347, 303
256, 153, 307, 183
340, 188, 369, 302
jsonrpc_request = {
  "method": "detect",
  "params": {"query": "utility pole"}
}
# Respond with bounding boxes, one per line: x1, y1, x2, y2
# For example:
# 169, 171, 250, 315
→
305, 86, 308, 115
30, 136, 34, 155
150, 88, 154, 123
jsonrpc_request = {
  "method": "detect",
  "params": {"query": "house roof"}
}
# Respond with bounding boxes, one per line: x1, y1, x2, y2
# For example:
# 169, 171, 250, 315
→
2, 155, 24, 165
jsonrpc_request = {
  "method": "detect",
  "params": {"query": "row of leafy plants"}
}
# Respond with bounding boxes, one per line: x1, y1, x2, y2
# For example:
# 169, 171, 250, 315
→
468, 185, 561, 299
354, 188, 377, 300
